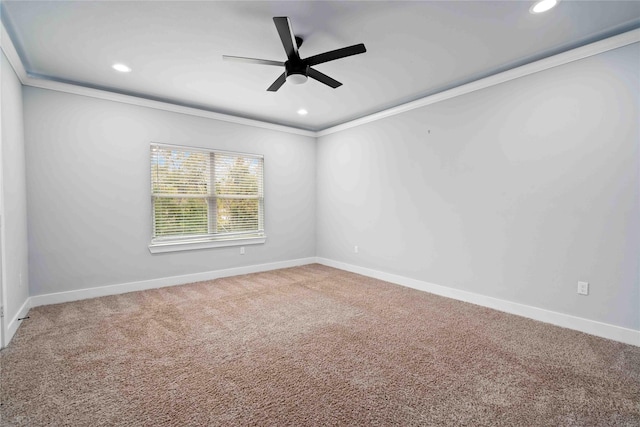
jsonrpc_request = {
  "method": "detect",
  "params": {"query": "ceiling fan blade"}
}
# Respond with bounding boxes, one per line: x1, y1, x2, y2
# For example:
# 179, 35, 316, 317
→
308, 68, 342, 89
267, 72, 287, 92
222, 56, 284, 67
305, 43, 366, 66
273, 17, 299, 59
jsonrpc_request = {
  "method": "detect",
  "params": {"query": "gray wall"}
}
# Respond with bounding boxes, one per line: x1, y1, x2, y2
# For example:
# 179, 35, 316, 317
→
1, 51, 29, 324
15, 42, 640, 334
317, 44, 640, 331
23, 88, 316, 296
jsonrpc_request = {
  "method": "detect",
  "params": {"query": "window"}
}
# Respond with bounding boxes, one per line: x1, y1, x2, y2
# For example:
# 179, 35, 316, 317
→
149, 143, 265, 253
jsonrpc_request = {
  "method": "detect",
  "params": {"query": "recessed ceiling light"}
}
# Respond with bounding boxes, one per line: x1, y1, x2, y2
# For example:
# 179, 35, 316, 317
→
297, 109, 308, 116
530, 0, 558, 14
112, 63, 132, 73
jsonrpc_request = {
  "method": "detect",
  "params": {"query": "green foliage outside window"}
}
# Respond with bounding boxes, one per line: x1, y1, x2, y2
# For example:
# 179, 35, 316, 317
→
151, 146, 263, 240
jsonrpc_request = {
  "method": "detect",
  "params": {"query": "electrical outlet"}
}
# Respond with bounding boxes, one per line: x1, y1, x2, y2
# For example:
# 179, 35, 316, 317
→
577, 281, 589, 295
240, 247, 245, 255
354, 245, 359, 254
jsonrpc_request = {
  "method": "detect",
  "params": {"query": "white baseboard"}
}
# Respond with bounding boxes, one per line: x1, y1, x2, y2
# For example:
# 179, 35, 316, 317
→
12, 256, 639, 348
5, 297, 31, 347
316, 257, 640, 347
29, 257, 316, 308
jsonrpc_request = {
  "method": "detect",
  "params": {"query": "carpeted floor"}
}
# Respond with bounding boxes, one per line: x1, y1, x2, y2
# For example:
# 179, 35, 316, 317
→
1, 264, 638, 426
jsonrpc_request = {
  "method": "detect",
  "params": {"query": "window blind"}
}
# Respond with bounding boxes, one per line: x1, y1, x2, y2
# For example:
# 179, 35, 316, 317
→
150, 144, 264, 243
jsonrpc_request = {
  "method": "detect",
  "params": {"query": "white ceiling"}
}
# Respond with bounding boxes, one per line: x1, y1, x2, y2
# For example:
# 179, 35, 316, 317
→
2, 1, 639, 131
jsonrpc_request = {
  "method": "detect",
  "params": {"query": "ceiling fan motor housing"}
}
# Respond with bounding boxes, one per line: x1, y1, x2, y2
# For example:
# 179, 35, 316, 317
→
285, 61, 309, 84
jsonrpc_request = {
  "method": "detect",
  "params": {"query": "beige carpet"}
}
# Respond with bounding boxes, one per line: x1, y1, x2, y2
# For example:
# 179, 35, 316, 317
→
1, 264, 638, 426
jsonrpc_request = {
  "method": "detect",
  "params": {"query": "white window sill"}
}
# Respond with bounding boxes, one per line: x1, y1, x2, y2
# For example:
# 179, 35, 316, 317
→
149, 235, 266, 254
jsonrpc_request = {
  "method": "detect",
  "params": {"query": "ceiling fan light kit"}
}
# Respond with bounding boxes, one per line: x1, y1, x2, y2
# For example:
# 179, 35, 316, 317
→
287, 72, 308, 85
223, 16, 366, 91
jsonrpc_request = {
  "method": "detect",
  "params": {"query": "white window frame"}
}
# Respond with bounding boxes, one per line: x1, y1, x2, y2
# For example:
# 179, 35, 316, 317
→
148, 143, 266, 253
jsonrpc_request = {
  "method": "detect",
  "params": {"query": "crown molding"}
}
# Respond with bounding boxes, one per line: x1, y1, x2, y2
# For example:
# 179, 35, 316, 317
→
0, 23, 315, 138
2, 19, 639, 139
1, 21, 27, 81
317, 28, 640, 137
22, 77, 317, 137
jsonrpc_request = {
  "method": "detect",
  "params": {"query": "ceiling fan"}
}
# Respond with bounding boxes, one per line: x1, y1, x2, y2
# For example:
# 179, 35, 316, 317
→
223, 17, 366, 92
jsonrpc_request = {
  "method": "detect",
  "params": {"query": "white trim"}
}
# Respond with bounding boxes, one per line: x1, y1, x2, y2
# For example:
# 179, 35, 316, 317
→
23, 78, 316, 137
0, 22, 27, 82
0, 30, 5, 349
5, 297, 30, 346
317, 28, 640, 136
29, 257, 316, 307
12, 257, 640, 348
3, 20, 638, 137
0, 23, 314, 138
0, 25, 30, 348
149, 236, 266, 253
316, 258, 640, 347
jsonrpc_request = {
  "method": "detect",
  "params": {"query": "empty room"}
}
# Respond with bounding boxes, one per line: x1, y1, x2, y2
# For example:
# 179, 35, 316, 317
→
1, 0, 639, 425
